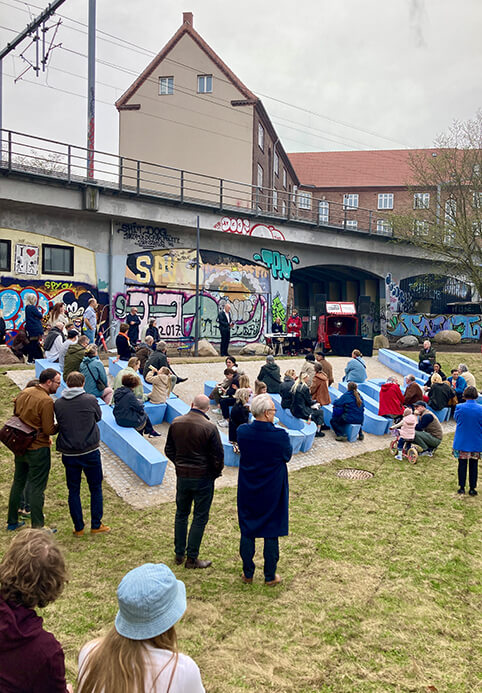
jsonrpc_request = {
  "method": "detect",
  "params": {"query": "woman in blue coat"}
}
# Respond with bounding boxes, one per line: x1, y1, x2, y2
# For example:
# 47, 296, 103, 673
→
453, 386, 482, 496
344, 349, 367, 383
237, 394, 292, 586
331, 381, 365, 441
79, 344, 113, 404
112, 372, 160, 437
24, 294, 44, 362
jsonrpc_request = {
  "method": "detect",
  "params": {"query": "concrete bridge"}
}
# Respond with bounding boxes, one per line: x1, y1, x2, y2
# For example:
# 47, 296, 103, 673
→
0, 131, 440, 344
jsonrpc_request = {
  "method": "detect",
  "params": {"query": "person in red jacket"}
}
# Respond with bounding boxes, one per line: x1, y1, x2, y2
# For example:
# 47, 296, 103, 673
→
378, 376, 404, 421
286, 309, 302, 355
0, 529, 72, 692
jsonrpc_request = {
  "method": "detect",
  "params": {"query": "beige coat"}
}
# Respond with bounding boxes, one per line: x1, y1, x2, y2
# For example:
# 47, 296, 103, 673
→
145, 370, 172, 404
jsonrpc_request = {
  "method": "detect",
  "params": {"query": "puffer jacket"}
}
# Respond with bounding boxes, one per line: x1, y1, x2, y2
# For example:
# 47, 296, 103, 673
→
257, 362, 282, 393
332, 390, 364, 424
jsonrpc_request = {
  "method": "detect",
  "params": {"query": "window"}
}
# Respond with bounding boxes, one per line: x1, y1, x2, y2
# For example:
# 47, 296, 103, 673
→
273, 189, 278, 210
292, 185, 298, 208
258, 123, 264, 151
473, 221, 482, 236
376, 220, 392, 235
445, 198, 457, 223
343, 193, 359, 210
158, 76, 174, 95
197, 74, 212, 93
283, 168, 287, 189
345, 220, 358, 230
42, 244, 73, 275
282, 200, 287, 216
257, 163, 263, 189
0, 239, 11, 271
414, 220, 429, 236
473, 191, 482, 208
298, 191, 312, 210
274, 151, 279, 176
414, 192, 430, 209
318, 201, 329, 224
378, 193, 394, 209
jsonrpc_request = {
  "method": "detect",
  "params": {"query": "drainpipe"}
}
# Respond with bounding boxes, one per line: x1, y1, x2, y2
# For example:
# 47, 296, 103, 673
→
108, 219, 114, 346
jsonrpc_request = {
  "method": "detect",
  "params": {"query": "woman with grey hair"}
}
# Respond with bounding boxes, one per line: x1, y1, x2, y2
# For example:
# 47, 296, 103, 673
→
458, 364, 477, 389
257, 355, 281, 394
24, 294, 44, 363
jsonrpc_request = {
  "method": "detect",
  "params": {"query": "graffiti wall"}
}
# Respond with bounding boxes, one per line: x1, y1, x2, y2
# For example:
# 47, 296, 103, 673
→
0, 278, 108, 331
387, 313, 482, 341
115, 249, 273, 344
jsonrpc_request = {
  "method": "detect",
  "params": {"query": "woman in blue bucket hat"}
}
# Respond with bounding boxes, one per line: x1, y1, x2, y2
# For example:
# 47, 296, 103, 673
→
77, 563, 205, 692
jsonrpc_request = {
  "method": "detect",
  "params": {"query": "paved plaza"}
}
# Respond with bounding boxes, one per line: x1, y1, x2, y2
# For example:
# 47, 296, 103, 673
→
6, 355, 455, 509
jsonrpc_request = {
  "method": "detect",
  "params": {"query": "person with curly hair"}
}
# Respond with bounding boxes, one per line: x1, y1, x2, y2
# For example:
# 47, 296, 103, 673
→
0, 529, 72, 692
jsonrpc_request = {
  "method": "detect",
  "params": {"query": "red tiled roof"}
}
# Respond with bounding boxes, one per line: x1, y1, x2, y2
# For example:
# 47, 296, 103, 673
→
116, 15, 257, 109
288, 149, 439, 188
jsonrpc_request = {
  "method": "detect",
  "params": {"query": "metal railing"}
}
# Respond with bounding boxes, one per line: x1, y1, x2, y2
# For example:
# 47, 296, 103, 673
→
0, 129, 393, 237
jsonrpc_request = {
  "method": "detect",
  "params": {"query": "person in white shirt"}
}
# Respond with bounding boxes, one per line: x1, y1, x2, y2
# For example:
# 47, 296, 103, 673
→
77, 563, 205, 693
44, 321, 65, 362
58, 329, 79, 370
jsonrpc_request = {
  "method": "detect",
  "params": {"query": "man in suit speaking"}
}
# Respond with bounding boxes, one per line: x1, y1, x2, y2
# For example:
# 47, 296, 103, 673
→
218, 302, 234, 356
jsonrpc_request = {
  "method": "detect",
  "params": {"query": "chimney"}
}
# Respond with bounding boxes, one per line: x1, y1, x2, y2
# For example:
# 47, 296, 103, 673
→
183, 12, 193, 26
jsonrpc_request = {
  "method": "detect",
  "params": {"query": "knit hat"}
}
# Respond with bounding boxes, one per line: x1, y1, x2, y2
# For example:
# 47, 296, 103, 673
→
115, 563, 186, 640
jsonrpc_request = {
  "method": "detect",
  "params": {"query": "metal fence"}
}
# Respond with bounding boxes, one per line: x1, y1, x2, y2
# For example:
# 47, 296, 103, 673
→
0, 129, 392, 236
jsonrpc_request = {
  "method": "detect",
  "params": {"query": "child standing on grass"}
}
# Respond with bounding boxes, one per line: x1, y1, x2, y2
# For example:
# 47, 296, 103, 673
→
391, 407, 417, 460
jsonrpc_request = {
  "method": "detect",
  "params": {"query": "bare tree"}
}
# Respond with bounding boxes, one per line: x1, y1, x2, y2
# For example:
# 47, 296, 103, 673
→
392, 111, 482, 298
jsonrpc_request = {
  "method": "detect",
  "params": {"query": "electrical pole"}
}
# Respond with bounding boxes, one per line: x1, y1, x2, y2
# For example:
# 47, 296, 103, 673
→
0, 0, 67, 137
86, 0, 95, 179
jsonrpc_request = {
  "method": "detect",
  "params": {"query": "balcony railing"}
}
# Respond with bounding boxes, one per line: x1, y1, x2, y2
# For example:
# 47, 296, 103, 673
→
0, 129, 392, 237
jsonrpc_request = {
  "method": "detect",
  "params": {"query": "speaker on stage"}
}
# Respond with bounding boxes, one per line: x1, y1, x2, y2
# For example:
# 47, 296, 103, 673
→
358, 296, 371, 315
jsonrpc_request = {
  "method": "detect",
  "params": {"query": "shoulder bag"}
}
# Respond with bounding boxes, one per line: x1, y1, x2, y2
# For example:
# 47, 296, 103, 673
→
0, 416, 37, 456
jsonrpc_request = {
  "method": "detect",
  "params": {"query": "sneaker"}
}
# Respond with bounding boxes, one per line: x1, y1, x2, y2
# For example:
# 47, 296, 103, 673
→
457, 487, 465, 494
315, 430, 325, 437
420, 450, 433, 457
218, 420, 228, 428
468, 489, 478, 496
6, 521, 25, 532
212, 408, 222, 415
395, 453, 403, 460
148, 430, 161, 438
73, 528, 85, 536
335, 435, 348, 442
176, 377, 188, 383
91, 524, 110, 534
358, 433, 365, 441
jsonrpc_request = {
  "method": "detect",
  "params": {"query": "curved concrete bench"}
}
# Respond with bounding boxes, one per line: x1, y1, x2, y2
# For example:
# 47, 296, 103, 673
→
378, 349, 429, 383
97, 403, 168, 486
270, 394, 316, 452
335, 383, 390, 435
427, 406, 451, 422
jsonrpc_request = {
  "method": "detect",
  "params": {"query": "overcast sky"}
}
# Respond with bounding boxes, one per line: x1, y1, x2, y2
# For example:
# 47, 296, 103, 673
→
1, 0, 481, 157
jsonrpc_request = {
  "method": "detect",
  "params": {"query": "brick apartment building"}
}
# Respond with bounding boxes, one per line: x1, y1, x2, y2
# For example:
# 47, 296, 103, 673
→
116, 12, 298, 211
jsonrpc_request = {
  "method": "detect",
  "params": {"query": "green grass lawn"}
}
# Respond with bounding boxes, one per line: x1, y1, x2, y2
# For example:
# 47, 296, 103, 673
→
0, 353, 481, 692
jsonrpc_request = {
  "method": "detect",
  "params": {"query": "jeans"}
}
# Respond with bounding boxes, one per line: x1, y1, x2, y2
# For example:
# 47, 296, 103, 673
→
458, 458, 478, 490
62, 450, 104, 531
7, 447, 51, 527
174, 477, 215, 559
84, 327, 95, 344
239, 535, 279, 582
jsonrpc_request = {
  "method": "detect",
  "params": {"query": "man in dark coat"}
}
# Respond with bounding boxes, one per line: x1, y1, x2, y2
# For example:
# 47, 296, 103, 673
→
257, 355, 282, 394
403, 374, 425, 407
125, 306, 141, 345
236, 394, 292, 586
165, 394, 224, 569
218, 302, 233, 357
143, 340, 187, 383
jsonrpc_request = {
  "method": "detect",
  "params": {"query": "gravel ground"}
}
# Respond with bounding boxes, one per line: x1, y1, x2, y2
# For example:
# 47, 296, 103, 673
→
6, 355, 455, 509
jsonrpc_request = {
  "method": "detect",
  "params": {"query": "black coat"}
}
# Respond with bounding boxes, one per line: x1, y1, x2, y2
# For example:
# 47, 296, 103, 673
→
113, 386, 146, 428
257, 363, 282, 394
143, 350, 169, 378
428, 382, 454, 410
229, 401, 250, 442
218, 310, 231, 334
116, 333, 134, 361
280, 376, 295, 409
290, 383, 317, 420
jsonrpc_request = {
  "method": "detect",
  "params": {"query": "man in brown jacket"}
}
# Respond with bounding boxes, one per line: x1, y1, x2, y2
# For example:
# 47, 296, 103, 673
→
6, 368, 61, 531
315, 351, 334, 385
403, 374, 425, 407
165, 394, 224, 569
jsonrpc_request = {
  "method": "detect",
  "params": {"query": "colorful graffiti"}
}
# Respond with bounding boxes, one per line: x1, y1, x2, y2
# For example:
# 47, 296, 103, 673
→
116, 222, 181, 249
252, 249, 299, 281
113, 288, 265, 343
0, 279, 106, 330
271, 294, 286, 324
387, 313, 482, 341
116, 248, 271, 344
385, 273, 410, 314
214, 217, 286, 241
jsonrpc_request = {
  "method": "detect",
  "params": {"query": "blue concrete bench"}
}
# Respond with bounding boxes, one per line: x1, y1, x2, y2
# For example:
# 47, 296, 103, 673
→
204, 380, 218, 401
378, 349, 429, 383
97, 403, 168, 486
334, 383, 390, 435
427, 406, 451, 422
271, 394, 317, 452
34, 359, 67, 394
144, 402, 167, 425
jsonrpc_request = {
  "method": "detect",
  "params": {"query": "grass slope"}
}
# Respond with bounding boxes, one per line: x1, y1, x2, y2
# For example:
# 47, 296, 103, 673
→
0, 352, 481, 692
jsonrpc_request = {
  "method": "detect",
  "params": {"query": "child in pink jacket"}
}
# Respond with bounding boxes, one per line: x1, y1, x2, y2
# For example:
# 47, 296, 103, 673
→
390, 407, 417, 460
